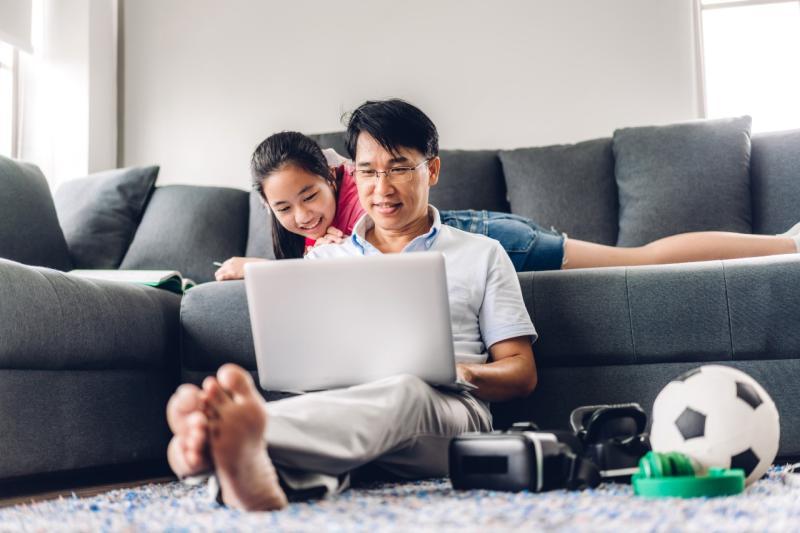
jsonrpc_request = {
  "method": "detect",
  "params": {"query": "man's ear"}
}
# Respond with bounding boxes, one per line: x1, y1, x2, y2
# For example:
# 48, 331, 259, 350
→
428, 157, 441, 187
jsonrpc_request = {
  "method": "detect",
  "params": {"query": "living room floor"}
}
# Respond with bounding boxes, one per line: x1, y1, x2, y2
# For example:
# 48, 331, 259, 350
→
2, 467, 800, 531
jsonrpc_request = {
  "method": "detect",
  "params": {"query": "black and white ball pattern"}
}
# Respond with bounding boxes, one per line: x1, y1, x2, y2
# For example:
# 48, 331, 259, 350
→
650, 365, 780, 485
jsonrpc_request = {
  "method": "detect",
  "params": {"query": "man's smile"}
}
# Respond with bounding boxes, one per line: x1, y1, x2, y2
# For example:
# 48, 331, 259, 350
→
373, 202, 402, 215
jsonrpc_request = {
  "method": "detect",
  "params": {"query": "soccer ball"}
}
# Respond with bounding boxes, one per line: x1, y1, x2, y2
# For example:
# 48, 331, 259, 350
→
650, 365, 780, 485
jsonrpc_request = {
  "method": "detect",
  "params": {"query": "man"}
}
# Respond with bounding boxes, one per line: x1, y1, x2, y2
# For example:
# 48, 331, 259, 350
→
166, 99, 538, 510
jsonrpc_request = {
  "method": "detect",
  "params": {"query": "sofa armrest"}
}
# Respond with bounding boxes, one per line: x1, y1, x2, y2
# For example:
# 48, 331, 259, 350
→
0, 258, 180, 371
521, 254, 800, 368
180, 280, 255, 372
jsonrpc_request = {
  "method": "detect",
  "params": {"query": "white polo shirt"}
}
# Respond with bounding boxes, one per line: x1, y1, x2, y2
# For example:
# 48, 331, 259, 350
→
306, 206, 537, 365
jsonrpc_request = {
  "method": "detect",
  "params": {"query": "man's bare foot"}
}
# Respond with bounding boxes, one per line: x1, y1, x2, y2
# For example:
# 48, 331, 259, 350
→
203, 364, 287, 511
166, 383, 211, 478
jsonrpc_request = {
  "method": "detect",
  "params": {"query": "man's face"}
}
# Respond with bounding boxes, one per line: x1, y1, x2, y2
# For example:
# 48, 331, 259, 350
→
354, 133, 439, 233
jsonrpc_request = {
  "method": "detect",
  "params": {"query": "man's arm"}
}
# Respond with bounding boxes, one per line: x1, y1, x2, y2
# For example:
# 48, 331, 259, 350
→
457, 335, 537, 402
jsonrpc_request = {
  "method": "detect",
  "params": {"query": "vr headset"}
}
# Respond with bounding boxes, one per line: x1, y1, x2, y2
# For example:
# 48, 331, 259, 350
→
449, 403, 650, 492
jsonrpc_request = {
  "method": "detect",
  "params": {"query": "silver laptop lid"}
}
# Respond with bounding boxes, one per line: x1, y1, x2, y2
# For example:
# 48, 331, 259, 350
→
244, 252, 456, 392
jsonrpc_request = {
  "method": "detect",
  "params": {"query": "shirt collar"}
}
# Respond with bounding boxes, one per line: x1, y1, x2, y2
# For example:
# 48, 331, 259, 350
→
351, 206, 442, 255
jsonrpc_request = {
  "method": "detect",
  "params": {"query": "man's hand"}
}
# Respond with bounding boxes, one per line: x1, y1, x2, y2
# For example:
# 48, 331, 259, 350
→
457, 336, 537, 402
214, 257, 268, 281
312, 227, 347, 248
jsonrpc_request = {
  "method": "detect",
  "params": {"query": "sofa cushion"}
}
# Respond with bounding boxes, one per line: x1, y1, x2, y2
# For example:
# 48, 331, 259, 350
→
245, 191, 275, 259
499, 139, 618, 245
53, 166, 159, 269
750, 129, 800, 235
0, 258, 180, 371
120, 185, 249, 283
434, 150, 510, 213
613, 116, 753, 247
0, 156, 72, 271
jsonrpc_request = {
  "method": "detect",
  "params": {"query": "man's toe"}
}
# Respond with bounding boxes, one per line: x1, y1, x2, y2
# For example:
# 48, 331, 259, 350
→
217, 363, 259, 402
202, 376, 230, 407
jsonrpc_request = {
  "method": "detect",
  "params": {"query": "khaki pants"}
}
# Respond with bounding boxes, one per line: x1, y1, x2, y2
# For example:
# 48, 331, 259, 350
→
200, 374, 492, 498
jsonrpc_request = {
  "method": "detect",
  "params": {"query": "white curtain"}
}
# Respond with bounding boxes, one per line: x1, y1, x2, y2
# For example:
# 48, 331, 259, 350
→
17, 0, 117, 188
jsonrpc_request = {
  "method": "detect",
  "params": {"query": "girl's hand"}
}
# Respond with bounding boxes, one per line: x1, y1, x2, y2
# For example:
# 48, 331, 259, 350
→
214, 257, 268, 281
312, 226, 346, 248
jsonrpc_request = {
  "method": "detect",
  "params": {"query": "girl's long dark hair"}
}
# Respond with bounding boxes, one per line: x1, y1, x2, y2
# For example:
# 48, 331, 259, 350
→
251, 132, 335, 259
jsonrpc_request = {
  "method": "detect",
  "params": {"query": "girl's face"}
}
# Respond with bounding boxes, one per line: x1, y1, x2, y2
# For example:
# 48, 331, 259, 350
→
263, 164, 337, 240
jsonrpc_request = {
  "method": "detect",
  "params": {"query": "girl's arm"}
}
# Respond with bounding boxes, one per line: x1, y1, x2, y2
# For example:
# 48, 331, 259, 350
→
214, 257, 269, 281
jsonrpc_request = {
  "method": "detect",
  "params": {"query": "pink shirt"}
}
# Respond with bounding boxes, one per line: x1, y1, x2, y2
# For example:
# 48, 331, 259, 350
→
304, 165, 365, 250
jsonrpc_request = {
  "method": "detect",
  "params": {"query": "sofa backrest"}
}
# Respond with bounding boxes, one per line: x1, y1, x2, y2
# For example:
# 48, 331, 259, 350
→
119, 123, 800, 283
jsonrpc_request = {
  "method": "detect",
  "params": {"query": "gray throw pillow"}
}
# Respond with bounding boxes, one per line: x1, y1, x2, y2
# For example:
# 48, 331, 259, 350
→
0, 156, 72, 270
120, 185, 249, 284
613, 116, 753, 247
54, 166, 159, 268
499, 139, 619, 245
434, 150, 510, 213
750, 129, 800, 235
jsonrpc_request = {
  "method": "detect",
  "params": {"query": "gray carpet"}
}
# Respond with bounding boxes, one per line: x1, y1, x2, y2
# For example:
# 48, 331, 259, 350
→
2, 467, 800, 532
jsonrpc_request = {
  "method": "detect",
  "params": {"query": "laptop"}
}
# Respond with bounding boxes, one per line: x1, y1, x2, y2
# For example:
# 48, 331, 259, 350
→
244, 252, 476, 393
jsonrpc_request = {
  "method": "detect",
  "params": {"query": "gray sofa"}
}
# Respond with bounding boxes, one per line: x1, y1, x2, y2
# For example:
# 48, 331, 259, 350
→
1, 117, 799, 490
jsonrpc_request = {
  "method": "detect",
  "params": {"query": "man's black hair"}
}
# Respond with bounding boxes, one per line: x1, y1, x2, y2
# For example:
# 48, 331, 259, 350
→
344, 99, 439, 160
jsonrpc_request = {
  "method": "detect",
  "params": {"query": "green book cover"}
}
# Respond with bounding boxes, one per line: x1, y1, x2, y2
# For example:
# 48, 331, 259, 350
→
68, 270, 196, 294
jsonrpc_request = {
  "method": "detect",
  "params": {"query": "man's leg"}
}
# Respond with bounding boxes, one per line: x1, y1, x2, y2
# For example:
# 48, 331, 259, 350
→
265, 373, 491, 482
204, 364, 491, 509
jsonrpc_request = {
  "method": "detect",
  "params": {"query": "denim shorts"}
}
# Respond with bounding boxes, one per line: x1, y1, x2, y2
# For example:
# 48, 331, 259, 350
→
439, 210, 565, 272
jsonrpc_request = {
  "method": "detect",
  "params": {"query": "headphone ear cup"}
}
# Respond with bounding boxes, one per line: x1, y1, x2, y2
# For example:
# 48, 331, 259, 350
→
665, 452, 695, 477
640, 452, 696, 478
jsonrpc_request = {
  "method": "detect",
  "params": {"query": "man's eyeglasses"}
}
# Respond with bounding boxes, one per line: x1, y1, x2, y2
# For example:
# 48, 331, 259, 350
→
354, 159, 430, 185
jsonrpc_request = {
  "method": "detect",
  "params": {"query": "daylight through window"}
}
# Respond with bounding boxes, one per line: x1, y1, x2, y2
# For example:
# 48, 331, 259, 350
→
699, 0, 800, 133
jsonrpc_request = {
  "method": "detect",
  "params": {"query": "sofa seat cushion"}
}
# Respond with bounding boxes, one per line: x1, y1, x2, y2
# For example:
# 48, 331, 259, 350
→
54, 166, 159, 269
0, 156, 71, 271
0, 259, 180, 371
613, 116, 753, 247
120, 185, 250, 284
750, 129, 800, 235
523, 255, 800, 369
500, 138, 618, 245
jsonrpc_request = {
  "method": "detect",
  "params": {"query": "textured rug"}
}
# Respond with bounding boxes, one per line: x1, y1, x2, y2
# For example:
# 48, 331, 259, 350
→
3, 467, 800, 532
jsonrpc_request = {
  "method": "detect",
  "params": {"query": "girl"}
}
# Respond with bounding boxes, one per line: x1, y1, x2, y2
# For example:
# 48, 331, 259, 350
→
215, 131, 799, 280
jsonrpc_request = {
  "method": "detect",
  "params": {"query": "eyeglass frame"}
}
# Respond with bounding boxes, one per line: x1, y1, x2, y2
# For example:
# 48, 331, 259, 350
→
353, 158, 432, 185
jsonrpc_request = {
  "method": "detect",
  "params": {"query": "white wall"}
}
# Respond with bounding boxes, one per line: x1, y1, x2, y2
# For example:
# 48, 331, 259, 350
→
122, 0, 701, 189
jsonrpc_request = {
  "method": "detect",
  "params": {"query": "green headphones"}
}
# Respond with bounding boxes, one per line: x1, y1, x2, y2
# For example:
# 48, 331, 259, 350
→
633, 451, 745, 498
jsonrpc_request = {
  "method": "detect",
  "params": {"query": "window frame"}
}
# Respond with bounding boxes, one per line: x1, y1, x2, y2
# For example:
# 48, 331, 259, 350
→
0, 43, 19, 158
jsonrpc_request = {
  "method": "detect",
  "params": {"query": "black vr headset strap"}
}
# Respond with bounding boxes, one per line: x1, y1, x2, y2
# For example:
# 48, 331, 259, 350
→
566, 454, 602, 490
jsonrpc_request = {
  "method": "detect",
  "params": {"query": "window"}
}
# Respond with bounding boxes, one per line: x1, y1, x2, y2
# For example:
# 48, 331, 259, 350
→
698, 0, 800, 133
0, 41, 15, 158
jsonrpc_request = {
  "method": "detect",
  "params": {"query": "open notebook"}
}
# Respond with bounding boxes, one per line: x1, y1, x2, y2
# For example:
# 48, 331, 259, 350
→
68, 270, 196, 295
